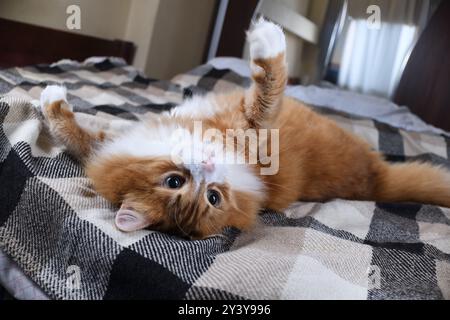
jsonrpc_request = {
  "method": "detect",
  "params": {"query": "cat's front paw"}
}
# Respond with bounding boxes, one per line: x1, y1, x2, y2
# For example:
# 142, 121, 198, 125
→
39, 85, 71, 115
247, 17, 286, 60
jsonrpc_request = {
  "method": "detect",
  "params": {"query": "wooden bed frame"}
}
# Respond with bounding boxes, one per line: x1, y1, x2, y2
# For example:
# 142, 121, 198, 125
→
0, 18, 135, 69
394, 1, 450, 132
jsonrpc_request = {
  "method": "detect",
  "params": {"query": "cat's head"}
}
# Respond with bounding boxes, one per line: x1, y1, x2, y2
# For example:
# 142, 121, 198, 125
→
86, 133, 265, 239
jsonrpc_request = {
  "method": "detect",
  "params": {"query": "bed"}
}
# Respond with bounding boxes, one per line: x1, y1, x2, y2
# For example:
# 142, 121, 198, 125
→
0, 56, 449, 300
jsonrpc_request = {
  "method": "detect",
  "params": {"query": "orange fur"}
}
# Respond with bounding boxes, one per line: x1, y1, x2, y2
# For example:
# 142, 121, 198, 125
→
245, 54, 287, 128
85, 156, 259, 239
42, 28, 450, 239
260, 97, 450, 209
45, 100, 105, 161
374, 162, 450, 207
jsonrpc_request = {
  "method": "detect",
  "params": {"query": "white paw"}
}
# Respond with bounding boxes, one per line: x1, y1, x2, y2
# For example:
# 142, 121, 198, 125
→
247, 17, 286, 60
39, 85, 70, 113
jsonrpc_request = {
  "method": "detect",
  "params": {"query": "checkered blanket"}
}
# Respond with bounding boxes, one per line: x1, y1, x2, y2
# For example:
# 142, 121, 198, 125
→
1, 57, 449, 300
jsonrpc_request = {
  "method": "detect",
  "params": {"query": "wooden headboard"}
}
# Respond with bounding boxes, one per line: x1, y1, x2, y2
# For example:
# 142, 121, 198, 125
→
0, 18, 136, 69
394, 1, 450, 132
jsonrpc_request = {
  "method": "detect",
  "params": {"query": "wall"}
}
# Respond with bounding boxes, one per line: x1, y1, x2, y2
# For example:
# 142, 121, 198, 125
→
145, 0, 216, 79
0, 0, 132, 40
301, 0, 330, 83
125, 0, 160, 72
274, 0, 310, 79
0, 0, 216, 79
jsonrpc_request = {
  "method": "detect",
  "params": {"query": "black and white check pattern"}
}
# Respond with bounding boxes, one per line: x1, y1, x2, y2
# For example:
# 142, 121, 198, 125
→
0, 57, 449, 300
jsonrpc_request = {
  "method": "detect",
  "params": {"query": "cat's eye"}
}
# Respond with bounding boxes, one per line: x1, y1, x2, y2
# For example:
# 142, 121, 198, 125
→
207, 189, 221, 207
164, 175, 185, 189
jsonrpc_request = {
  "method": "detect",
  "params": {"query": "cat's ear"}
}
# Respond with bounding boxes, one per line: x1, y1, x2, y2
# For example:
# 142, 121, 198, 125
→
115, 204, 152, 232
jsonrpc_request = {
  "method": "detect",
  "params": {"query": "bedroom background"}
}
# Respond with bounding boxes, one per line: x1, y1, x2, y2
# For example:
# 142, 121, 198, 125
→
1, 0, 450, 301
0, 0, 449, 130
0, 0, 216, 79
1, 0, 449, 128
0, 0, 340, 81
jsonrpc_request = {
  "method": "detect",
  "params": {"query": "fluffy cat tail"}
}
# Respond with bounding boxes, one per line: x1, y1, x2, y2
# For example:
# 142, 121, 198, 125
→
374, 161, 450, 208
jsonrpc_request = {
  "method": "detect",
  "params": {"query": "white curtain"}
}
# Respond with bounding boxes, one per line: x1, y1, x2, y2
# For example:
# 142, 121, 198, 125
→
338, 19, 417, 97
336, 0, 429, 98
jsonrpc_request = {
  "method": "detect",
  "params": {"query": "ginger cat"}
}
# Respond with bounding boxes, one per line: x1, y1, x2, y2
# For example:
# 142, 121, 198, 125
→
38, 19, 450, 239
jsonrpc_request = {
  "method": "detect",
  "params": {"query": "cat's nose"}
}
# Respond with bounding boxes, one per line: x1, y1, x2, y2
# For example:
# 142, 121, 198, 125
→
201, 159, 215, 172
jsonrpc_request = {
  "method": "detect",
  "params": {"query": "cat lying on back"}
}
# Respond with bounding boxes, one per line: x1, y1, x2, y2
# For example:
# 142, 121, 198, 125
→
39, 19, 450, 239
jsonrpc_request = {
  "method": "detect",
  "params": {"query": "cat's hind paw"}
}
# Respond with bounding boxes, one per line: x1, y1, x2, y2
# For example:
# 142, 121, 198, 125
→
247, 17, 286, 60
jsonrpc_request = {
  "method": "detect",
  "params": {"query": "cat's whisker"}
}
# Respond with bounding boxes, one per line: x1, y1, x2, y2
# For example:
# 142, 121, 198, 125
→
262, 181, 298, 193
173, 209, 191, 238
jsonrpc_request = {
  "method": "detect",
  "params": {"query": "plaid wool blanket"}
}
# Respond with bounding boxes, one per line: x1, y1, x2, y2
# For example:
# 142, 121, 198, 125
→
0, 58, 449, 300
